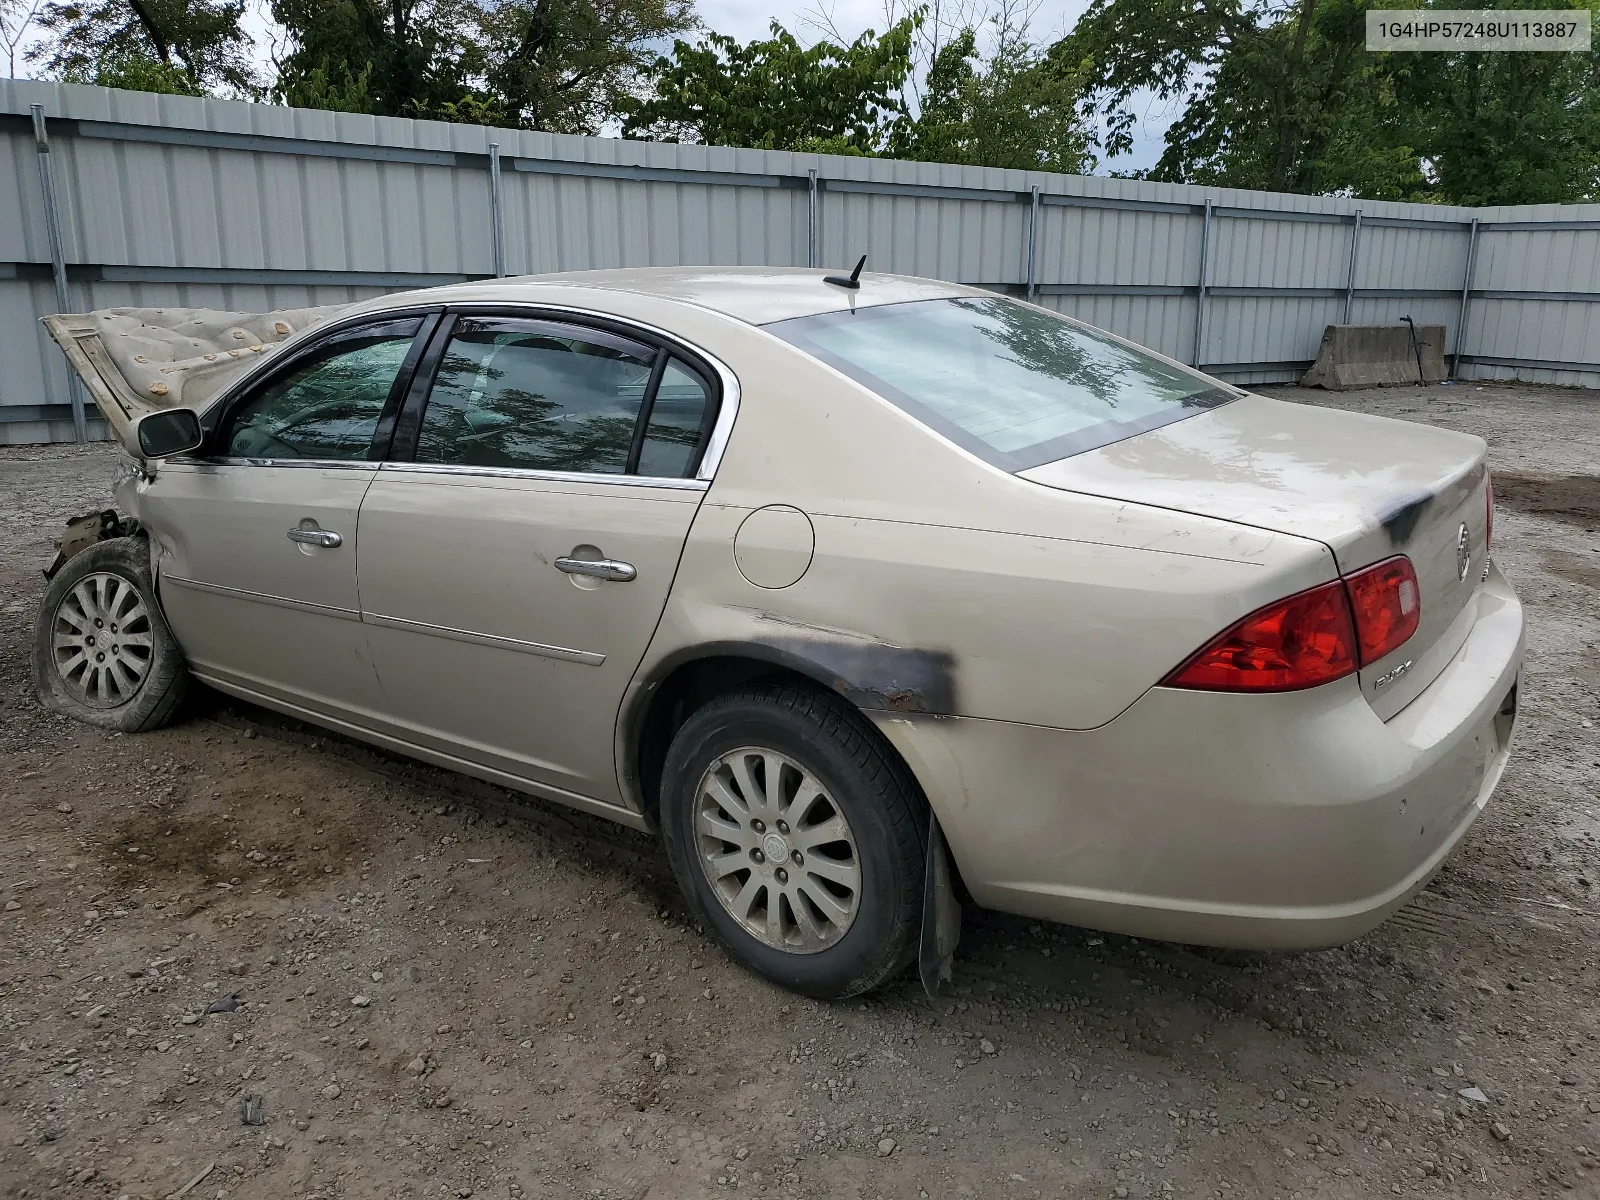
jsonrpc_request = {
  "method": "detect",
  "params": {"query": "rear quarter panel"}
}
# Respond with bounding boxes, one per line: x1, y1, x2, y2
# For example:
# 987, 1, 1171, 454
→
654, 501, 1335, 729
621, 312, 1339, 731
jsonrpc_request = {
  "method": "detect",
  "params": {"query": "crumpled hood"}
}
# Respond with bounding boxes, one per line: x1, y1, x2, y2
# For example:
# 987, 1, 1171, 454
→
43, 304, 349, 440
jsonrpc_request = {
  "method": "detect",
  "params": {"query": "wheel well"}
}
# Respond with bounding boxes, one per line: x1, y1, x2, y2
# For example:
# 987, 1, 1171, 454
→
42, 510, 141, 581
631, 654, 933, 833
633, 656, 801, 825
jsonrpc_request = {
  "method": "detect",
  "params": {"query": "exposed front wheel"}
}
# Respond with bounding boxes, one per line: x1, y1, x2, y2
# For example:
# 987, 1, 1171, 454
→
660, 684, 926, 998
33, 537, 190, 733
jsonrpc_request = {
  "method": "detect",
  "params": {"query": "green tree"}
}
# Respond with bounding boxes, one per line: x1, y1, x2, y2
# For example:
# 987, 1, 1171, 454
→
1054, 0, 1600, 204
891, 19, 1091, 172
620, 18, 918, 153
1380, 0, 1600, 204
626, 7, 1091, 169
271, 0, 690, 131
80, 46, 204, 92
29, 0, 258, 94
476, 0, 697, 133
269, 0, 488, 120
1054, 0, 1396, 194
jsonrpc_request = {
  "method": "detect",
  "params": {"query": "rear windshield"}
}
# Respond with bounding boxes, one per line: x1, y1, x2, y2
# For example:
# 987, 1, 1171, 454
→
766, 296, 1236, 470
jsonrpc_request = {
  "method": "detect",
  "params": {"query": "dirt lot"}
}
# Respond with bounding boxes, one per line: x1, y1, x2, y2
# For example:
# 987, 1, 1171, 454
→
1, 381, 1597, 1200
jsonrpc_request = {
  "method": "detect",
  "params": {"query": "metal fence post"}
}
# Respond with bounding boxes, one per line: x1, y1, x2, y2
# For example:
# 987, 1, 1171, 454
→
1026, 185, 1040, 299
489, 142, 506, 278
1191, 197, 1213, 369
1342, 209, 1363, 324
1452, 217, 1480, 379
807, 169, 819, 268
31, 104, 87, 444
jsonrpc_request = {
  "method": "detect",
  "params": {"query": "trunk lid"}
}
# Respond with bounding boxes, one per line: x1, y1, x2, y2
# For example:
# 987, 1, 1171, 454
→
42, 305, 347, 442
1019, 393, 1490, 718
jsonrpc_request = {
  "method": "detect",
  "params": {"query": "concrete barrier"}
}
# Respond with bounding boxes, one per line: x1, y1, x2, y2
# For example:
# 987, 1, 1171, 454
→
1301, 323, 1447, 390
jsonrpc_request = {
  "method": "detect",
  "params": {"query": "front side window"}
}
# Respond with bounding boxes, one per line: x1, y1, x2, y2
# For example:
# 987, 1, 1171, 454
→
766, 297, 1236, 470
415, 319, 658, 474
220, 318, 421, 460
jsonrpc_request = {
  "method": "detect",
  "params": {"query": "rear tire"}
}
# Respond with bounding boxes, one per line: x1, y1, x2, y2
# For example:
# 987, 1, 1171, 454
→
660, 683, 926, 998
33, 537, 189, 733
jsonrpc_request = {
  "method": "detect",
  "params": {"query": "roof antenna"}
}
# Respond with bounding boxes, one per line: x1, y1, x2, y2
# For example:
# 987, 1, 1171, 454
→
823, 254, 867, 290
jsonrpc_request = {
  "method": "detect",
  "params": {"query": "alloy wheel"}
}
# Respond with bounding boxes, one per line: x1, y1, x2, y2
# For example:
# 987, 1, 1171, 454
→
50, 571, 155, 709
694, 746, 862, 954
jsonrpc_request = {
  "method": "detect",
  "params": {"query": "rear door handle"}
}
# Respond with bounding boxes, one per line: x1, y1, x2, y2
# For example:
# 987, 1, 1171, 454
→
287, 527, 343, 548
554, 556, 636, 582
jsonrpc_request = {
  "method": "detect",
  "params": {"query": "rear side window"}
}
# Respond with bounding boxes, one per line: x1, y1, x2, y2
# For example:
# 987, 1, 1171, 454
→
766, 297, 1236, 470
416, 319, 654, 474
220, 318, 421, 460
637, 358, 712, 478
412, 318, 713, 478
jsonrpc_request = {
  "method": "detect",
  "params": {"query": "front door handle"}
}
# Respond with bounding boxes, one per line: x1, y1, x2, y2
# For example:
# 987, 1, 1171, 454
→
287, 527, 343, 548
555, 556, 636, 582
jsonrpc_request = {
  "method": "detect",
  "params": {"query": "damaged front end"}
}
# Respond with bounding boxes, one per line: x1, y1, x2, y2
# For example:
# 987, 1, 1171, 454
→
41, 304, 347, 445
42, 509, 139, 581
38, 303, 351, 578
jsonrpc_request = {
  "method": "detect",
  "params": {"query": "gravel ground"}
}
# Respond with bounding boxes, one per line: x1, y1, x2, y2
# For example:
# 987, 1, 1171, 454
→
0, 381, 1597, 1200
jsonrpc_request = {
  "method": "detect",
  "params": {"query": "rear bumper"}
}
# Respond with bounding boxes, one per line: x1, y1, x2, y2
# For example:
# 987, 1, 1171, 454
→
872, 562, 1524, 949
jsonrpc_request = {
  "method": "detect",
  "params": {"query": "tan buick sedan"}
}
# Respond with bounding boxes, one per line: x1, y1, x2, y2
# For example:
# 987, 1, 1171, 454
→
36, 268, 1523, 999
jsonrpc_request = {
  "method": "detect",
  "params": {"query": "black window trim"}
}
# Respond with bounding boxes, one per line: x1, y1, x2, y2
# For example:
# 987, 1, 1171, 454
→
625, 349, 670, 475
199, 305, 444, 464
385, 303, 725, 483
386, 311, 457, 463
629, 352, 719, 480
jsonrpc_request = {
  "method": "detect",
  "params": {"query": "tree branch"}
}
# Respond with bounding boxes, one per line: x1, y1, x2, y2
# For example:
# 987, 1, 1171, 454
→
127, 0, 174, 63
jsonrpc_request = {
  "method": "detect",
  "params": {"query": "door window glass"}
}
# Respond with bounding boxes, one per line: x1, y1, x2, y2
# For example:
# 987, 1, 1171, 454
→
221, 319, 421, 460
416, 320, 656, 474
636, 358, 712, 478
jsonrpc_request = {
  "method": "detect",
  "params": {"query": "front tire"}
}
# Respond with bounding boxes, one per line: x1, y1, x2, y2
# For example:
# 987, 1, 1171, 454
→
660, 683, 926, 998
33, 537, 190, 733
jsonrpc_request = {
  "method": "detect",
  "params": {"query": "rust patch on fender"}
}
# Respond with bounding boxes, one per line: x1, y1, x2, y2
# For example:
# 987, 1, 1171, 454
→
730, 608, 960, 715
766, 635, 958, 715
882, 689, 926, 713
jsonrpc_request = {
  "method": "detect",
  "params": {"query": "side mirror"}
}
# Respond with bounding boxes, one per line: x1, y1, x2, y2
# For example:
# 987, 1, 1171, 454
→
126, 408, 203, 459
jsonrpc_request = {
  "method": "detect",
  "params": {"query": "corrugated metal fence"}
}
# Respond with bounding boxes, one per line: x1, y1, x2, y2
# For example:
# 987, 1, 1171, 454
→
4, 78, 1600, 444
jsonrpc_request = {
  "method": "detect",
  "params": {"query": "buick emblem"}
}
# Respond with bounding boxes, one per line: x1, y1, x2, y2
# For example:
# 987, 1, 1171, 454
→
1456, 523, 1471, 581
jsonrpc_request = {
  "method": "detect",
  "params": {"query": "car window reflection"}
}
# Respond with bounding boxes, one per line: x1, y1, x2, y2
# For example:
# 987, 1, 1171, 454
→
223, 322, 420, 460
767, 298, 1236, 470
415, 323, 662, 475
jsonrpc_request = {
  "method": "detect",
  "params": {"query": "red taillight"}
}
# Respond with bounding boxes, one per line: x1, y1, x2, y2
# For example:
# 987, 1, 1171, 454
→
1163, 580, 1359, 692
1485, 473, 1494, 554
1344, 555, 1421, 665
1165, 555, 1423, 692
